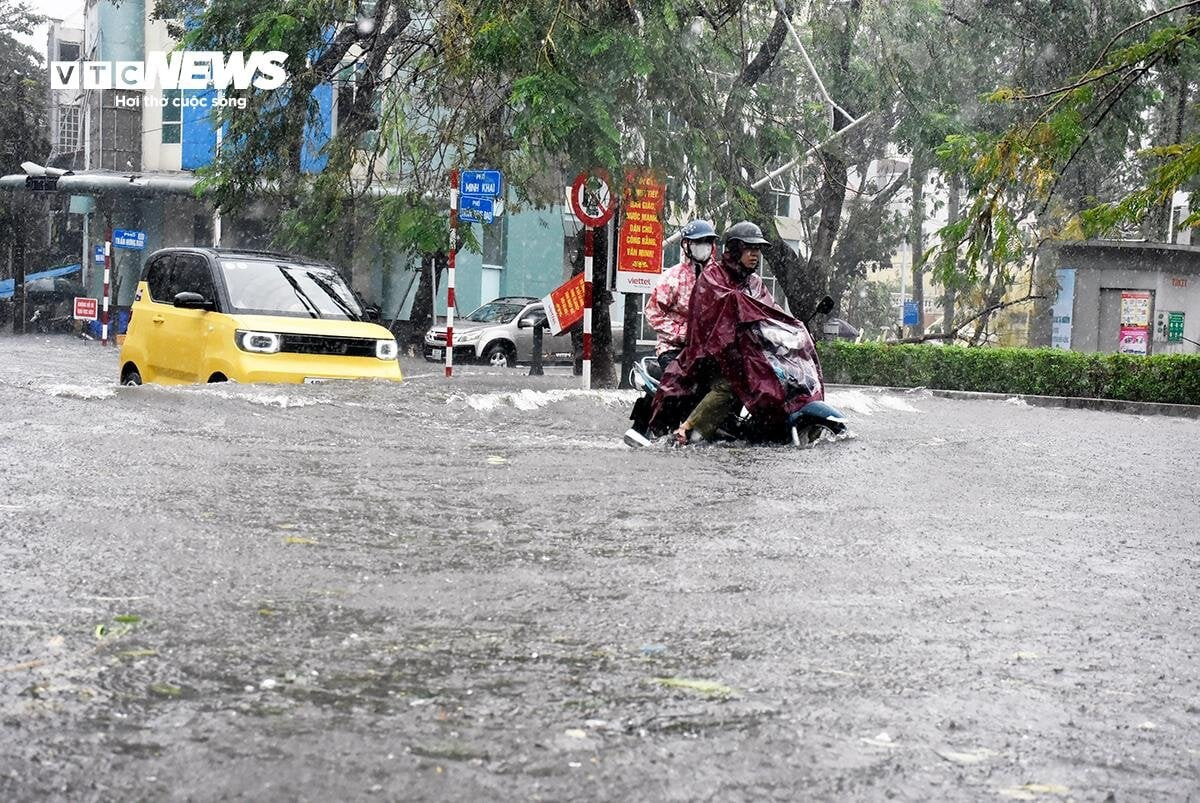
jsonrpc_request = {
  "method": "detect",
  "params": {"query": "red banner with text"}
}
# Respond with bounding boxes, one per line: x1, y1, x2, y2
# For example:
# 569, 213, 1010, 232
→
616, 172, 666, 294
542, 272, 586, 335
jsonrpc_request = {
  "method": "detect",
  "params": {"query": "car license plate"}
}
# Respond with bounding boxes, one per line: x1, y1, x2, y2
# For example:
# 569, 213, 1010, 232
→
430, 348, 443, 359
304, 377, 333, 384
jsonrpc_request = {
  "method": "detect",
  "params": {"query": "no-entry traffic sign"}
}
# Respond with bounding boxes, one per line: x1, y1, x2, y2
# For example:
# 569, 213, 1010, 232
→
570, 170, 615, 227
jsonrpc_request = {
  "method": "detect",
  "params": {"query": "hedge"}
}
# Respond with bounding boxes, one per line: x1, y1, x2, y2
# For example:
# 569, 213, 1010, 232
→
815, 341, 1200, 406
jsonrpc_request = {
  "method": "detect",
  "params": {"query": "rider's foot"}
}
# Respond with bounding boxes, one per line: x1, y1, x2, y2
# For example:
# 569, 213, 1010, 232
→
673, 423, 695, 446
623, 428, 654, 448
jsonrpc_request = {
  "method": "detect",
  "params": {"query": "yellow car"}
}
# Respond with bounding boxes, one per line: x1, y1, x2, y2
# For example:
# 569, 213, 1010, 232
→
118, 248, 402, 385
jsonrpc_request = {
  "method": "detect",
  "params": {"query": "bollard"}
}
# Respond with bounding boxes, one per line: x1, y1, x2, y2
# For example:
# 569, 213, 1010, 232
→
529, 321, 546, 376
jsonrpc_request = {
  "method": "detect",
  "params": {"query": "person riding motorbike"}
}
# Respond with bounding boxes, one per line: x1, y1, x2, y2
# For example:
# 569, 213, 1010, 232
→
646, 220, 826, 445
644, 219, 719, 371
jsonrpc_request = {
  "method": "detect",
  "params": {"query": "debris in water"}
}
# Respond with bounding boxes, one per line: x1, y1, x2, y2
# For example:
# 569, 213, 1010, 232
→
999, 783, 1070, 799
283, 536, 318, 545
860, 731, 896, 748
935, 747, 994, 765
651, 677, 736, 697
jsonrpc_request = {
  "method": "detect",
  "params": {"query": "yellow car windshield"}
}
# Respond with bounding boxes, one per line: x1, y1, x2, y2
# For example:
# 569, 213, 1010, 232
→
220, 260, 364, 320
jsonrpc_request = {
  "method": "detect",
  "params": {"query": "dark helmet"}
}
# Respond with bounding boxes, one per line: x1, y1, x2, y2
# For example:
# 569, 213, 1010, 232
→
680, 219, 717, 241
723, 220, 770, 247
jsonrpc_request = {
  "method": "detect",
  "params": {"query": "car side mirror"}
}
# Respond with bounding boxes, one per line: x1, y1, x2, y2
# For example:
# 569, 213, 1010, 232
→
364, 304, 381, 322
816, 295, 835, 315
518, 316, 536, 329
174, 291, 214, 310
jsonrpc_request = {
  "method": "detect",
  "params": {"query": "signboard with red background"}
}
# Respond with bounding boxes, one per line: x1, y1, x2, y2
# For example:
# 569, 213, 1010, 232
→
542, 273, 585, 336
616, 172, 666, 294
73, 296, 98, 321
1119, 290, 1151, 355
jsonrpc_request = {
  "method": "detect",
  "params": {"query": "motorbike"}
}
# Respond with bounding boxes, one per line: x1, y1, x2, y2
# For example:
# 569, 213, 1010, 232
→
623, 296, 849, 448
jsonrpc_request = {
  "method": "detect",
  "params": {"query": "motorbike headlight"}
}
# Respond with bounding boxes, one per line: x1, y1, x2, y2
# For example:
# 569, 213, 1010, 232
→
237, 330, 281, 354
376, 339, 398, 360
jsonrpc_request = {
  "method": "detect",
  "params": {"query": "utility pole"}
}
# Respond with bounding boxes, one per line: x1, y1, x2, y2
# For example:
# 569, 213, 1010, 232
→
11, 196, 27, 335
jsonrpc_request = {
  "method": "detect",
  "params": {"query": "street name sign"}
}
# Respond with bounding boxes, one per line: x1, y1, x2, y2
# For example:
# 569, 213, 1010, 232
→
458, 195, 496, 224
113, 229, 146, 250
459, 170, 502, 197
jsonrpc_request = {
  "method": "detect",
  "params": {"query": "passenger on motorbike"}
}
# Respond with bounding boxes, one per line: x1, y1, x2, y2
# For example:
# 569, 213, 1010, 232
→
670, 221, 773, 444
644, 219, 719, 371
643, 220, 826, 446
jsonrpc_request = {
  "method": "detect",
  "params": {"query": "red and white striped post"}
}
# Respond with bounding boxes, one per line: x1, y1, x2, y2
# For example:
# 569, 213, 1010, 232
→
582, 225, 594, 389
101, 228, 112, 346
446, 169, 458, 378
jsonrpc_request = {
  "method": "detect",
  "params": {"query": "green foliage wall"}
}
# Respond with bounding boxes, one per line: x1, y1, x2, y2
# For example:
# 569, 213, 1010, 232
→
817, 342, 1200, 405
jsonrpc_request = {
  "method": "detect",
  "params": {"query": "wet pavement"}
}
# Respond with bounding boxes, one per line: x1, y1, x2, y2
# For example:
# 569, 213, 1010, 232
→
1, 334, 1198, 801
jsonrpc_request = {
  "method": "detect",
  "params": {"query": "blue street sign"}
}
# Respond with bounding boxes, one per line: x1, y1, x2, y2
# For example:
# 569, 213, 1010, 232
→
112, 229, 146, 250
93, 245, 105, 264
902, 300, 920, 326
459, 170, 503, 197
458, 194, 496, 225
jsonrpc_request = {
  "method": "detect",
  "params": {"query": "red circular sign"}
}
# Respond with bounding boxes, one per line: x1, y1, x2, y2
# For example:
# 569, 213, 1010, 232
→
570, 170, 616, 227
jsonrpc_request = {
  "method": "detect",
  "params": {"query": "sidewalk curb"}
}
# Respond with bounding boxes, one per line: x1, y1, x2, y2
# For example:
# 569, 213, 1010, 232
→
828, 384, 1200, 419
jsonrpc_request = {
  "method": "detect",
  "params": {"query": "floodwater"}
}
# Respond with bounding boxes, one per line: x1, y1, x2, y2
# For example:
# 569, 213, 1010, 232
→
1, 336, 1198, 800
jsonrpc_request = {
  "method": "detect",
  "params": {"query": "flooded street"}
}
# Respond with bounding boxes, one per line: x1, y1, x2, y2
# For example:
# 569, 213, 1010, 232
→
1, 335, 1198, 801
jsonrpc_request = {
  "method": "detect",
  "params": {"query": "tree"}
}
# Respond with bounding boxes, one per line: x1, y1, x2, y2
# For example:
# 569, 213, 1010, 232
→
932, 0, 1198, 339
1, 0, 51, 333
1, 0, 50, 233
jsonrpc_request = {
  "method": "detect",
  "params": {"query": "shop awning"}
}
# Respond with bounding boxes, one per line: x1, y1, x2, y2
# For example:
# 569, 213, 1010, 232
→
0, 263, 82, 300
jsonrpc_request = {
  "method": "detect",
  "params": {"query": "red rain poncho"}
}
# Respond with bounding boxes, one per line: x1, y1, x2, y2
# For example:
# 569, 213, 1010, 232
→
648, 254, 825, 433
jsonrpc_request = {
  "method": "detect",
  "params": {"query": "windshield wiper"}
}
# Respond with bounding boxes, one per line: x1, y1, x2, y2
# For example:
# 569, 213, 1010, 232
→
305, 270, 361, 321
277, 266, 319, 318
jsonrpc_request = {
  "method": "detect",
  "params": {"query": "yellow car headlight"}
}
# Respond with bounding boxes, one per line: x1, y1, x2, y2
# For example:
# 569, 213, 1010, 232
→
376, 339, 398, 360
236, 330, 282, 354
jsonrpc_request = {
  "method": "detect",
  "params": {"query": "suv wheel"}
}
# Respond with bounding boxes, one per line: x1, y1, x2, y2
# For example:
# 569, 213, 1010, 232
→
482, 342, 515, 368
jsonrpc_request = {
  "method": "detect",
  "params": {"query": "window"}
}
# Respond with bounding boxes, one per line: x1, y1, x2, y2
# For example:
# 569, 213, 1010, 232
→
173, 254, 216, 300
57, 104, 80, 149
145, 256, 174, 302
193, 214, 213, 247
57, 42, 80, 62
771, 191, 791, 217
162, 89, 182, 144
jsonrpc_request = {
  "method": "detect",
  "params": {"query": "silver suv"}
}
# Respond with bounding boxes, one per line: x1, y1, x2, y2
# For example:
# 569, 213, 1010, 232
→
423, 296, 623, 368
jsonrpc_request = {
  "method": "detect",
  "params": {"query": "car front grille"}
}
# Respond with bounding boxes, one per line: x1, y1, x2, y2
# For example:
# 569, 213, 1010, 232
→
431, 333, 447, 343
279, 334, 377, 357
